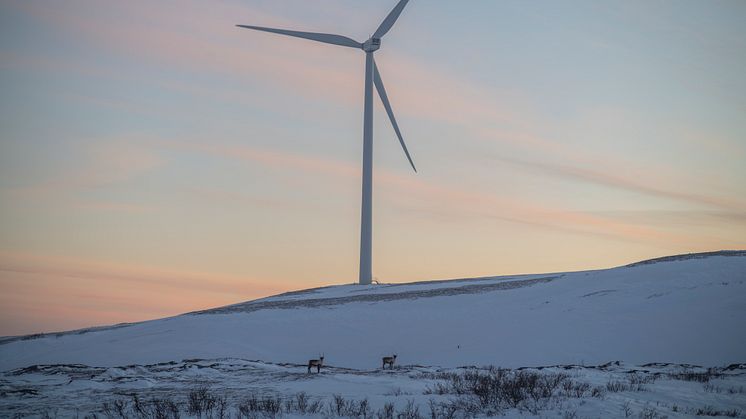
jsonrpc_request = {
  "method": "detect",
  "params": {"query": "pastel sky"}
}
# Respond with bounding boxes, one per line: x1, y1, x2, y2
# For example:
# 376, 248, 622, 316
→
1, 0, 745, 336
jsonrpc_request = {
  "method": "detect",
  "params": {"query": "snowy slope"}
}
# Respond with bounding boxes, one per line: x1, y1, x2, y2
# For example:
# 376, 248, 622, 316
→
1, 251, 745, 371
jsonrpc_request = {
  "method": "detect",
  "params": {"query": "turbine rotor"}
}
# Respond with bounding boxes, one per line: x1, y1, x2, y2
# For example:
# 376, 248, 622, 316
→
363, 38, 381, 52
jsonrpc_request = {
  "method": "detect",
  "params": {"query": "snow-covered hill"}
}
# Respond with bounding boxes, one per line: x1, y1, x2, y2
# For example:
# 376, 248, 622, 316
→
1, 251, 745, 371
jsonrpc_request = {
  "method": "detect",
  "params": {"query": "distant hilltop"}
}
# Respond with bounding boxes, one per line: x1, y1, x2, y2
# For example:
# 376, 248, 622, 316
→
624, 250, 746, 267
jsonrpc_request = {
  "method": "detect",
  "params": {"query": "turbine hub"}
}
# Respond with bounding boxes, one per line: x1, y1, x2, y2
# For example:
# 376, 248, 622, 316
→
363, 38, 381, 52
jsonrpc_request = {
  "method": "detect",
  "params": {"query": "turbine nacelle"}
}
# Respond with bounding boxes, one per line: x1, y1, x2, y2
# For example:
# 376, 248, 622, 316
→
362, 38, 381, 52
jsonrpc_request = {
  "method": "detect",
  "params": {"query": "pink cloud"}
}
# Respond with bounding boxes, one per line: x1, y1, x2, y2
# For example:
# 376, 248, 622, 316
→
169, 139, 685, 245
9, 136, 163, 205
498, 157, 746, 212
12, 1, 528, 141
0, 250, 291, 335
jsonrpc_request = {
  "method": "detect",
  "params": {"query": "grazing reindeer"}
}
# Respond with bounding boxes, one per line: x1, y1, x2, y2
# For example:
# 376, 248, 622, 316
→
307, 355, 324, 373
382, 354, 397, 369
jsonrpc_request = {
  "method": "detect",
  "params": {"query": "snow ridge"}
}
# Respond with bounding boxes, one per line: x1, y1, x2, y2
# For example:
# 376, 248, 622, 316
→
192, 275, 558, 315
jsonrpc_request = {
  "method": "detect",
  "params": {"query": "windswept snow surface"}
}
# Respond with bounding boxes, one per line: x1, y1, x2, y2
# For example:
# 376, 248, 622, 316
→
1, 252, 745, 371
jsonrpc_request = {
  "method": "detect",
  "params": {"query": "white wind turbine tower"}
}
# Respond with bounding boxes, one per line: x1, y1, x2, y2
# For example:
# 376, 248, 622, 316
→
237, 0, 417, 285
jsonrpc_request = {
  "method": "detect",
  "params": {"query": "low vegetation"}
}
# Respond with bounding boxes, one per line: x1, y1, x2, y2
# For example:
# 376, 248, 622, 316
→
23, 364, 744, 419
421, 367, 605, 416
98, 390, 413, 419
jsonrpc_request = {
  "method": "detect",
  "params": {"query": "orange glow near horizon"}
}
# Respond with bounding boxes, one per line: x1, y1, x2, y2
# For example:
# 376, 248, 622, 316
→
0, 252, 295, 336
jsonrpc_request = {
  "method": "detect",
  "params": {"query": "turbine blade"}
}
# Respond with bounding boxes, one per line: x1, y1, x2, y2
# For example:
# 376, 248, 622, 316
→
236, 25, 362, 48
373, 59, 417, 172
373, 0, 410, 39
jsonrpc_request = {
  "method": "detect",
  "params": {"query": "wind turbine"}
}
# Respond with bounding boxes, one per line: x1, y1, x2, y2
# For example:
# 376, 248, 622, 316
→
237, 0, 417, 285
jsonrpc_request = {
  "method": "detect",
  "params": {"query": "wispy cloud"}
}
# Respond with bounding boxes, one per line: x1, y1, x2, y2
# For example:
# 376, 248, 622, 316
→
6, 136, 162, 211
169, 139, 686, 246
0, 250, 290, 334
185, 187, 292, 211
589, 209, 746, 228
178, 141, 358, 178
0, 251, 278, 298
10, 1, 533, 146
497, 156, 746, 212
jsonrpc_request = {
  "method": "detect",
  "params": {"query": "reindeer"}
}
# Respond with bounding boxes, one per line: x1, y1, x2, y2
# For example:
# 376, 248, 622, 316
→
382, 354, 397, 369
307, 355, 324, 373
